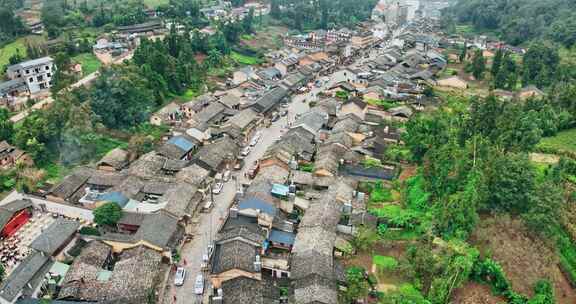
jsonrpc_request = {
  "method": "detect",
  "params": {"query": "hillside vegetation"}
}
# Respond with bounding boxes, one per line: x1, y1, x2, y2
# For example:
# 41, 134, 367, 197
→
443, 0, 576, 47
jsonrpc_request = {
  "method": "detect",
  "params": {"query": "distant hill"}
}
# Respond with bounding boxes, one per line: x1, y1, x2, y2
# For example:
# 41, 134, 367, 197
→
443, 0, 576, 47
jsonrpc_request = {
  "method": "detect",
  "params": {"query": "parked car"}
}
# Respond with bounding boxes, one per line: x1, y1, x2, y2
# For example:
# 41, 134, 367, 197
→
241, 147, 251, 156
271, 112, 280, 122
202, 200, 214, 212
281, 103, 289, 108
223, 170, 231, 182
174, 267, 186, 286
194, 274, 204, 295
234, 158, 245, 170
248, 162, 260, 179
281, 110, 288, 117
212, 182, 224, 194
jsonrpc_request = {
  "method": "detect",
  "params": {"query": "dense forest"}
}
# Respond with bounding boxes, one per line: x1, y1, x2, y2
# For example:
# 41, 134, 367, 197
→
442, 0, 576, 46
270, 0, 377, 31
0, 0, 26, 45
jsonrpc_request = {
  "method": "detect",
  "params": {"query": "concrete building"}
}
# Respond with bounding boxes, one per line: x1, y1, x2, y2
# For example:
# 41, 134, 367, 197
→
6, 57, 55, 94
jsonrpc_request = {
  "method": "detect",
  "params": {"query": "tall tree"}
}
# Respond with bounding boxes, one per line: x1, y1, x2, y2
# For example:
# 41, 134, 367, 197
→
90, 66, 156, 129
471, 49, 486, 80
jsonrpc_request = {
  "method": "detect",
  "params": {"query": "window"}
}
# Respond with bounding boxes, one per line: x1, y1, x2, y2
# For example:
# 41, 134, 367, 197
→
45, 66, 49, 70
37, 75, 43, 82
29, 77, 33, 83
25, 69, 29, 74
47, 73, 51, 78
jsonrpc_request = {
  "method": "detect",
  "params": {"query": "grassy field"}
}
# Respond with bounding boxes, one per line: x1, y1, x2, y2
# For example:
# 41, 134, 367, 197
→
231, 51, 263, 65
72, 53, 102, 75
538, 128, 576, 153
0, 36, 45, 71
143, 0, 169, 8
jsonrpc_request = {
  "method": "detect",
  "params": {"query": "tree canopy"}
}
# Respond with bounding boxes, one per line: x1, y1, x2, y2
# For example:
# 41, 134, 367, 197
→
93, 202, 123, 226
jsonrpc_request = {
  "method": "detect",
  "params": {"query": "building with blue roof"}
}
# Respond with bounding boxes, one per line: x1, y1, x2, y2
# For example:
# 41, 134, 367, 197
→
157, 135, 198, 160
97, 191, 130, 208
238, 197, 277, 217
269, 229, 295, 250
271, 184, 290, 198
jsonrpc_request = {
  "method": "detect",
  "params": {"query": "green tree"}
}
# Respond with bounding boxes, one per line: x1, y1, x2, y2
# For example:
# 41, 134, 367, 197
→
433, 172, 483, 239
93, 202, 123, 226
341, 266, 370, 303
0, 108, 14, 142
471, 49, 486, 80
485, 153, 536, 213
90, 66, 156, 129
404, 113, 450, 163
491, 48, 504, 77
522, 181, 562, 237
0, 263, 4, 283
459, 43, 467, 63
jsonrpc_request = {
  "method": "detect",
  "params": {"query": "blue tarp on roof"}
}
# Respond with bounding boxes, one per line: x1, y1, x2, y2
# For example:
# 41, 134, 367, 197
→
269, 229, 295, 245
271, 184, 290, 197
238, 197, 277, 216
97, 191, 129, 208
167, 136, 196, 152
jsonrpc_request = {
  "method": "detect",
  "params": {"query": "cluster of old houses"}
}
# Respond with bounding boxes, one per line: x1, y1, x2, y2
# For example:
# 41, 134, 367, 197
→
0, 12, 437, 304
0, 2, 549, 302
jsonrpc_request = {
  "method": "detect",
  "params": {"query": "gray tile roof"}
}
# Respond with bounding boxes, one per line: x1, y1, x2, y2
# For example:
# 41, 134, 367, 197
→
134, 212, 181, 249
29, 219, 79, 255
160, 183, 199, 219
193, 137, 239, 172
97, 148, 129, 170
220, 277, 264, 304
59, 241, 162, 303
251, 87, 289, 114
211, 240, 258, 274
293, 274, 338, 304
0, 251, 52, 303
49, 167, 93, 200
227, 108, 259, 130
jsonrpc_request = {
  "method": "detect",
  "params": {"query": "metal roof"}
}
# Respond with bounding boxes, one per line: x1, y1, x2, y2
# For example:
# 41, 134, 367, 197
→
238, 197, 277, 216
269, 229, 295, 245
167, 136, 196, 152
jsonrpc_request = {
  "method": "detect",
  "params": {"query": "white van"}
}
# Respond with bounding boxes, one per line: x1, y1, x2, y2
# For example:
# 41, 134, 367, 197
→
174, 267, 186, 286
223, 170, 231, 182
194, 274, 204, 295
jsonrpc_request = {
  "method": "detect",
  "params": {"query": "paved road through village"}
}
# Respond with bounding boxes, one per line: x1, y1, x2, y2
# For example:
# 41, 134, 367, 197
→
163, 34, 390, 303
164, 88, 313, 304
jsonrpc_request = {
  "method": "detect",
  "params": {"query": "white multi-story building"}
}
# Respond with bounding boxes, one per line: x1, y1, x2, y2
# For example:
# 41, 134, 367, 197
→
6, 57, 55, 94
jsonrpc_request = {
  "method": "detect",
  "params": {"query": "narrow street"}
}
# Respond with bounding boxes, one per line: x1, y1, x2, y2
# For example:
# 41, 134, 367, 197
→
165, 91, 311, 304
163, 29, 397, 302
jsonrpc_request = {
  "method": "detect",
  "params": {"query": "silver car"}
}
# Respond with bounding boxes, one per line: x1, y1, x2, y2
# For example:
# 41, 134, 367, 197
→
194, 274, 204, 295
174, 267, 186, 286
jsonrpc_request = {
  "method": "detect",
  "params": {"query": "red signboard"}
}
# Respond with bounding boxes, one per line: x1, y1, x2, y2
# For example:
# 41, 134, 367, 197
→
1, 210, 30, 237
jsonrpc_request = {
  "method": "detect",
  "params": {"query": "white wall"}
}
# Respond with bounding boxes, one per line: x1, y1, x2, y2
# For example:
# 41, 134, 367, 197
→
0, 191, 94, 221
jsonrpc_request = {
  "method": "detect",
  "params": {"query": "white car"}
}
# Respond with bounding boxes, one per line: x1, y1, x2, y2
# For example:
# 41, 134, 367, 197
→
250, 137, 259, 147
174, 267, 186, 286
223, 170, 231, 182
241, 147, 251, 156
194, 274, 204, 295
212, 182, 224, 194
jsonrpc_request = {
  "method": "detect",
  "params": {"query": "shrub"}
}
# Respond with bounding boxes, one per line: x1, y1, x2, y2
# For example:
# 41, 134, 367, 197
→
79, 226, 101, 236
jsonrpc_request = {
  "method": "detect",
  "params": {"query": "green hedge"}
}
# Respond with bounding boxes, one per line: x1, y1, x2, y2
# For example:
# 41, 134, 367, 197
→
79, 226, 101, 236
